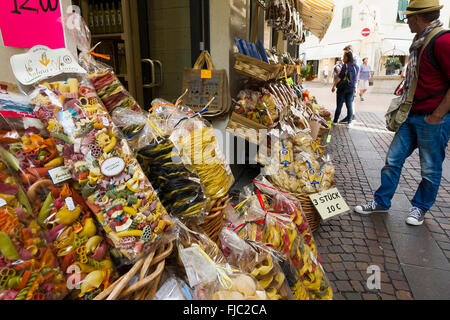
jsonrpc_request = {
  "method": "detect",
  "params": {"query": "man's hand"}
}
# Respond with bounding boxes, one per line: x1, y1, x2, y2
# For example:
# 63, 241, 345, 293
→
332, 86, 336, 93
425, 113, 444, 125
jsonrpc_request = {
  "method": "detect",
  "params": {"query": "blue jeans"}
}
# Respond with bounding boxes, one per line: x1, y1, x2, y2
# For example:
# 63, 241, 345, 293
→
374, 113, 450, 213
334, 87, 354, 123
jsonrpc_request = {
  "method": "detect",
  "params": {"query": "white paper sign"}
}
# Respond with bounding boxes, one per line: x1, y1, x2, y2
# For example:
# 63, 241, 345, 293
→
10, 45, 86, 86
48, 166, 72, 184
101, 157, 125, 177
65, 197, 75, 211
309, 187, 350, 220
0, 198, 7, 208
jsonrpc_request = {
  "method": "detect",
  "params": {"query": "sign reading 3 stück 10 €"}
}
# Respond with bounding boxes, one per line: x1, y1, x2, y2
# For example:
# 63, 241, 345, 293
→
309, 187, 350, 220
0, 0, 65, 49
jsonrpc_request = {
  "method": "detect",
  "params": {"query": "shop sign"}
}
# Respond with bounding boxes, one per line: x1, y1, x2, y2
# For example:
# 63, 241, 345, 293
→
201, 70, 212, 79
10, 45, 86, 86
0, 0, 65, 49
309, 187, 349, 220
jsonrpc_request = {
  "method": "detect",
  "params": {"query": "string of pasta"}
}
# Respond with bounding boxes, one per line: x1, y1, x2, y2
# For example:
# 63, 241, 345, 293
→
14, 272, 37, 300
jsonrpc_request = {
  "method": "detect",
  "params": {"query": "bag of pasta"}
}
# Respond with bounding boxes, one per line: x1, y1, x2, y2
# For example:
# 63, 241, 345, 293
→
0, 158, 68, 300
234, 184, 332, 300
112, 99, 208, 222
175, 220, 267, 300
10, 47, 173, 266
219, 227, 294, 300
170, 110, 234, 200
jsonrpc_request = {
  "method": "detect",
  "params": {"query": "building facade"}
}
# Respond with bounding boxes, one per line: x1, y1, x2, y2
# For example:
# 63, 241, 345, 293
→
300, 0, 450, 82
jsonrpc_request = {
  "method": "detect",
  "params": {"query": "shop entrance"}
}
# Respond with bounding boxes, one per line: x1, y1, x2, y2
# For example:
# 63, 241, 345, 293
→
137, 0, 210, 106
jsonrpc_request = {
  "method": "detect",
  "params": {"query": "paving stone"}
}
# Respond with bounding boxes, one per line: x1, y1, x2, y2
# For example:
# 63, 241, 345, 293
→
396, 290, 414, 300
331, 262, 346, 271
344, 292, 362, 300
362, 293, 379, 300
392, 280, 410, 291
380, 283, 395, 295
334, 271, 349, 281
402, 264, 450, 300
334, 281, 353, 292
343, 262, 357, 270
350, 280, 365, 292
380, 293, 397, 300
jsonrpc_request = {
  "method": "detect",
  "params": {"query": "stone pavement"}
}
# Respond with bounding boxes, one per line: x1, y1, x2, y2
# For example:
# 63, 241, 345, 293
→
317, 110, 450, 300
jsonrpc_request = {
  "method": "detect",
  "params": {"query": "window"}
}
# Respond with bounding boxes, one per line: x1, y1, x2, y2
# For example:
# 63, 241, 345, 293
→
341, 6, 352, 29
397, 0, 408, 23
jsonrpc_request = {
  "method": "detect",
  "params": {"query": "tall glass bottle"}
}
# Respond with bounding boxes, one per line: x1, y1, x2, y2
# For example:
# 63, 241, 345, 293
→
116, 0, 123, 33
110, 1, 118, 33
98, 2, 106, 34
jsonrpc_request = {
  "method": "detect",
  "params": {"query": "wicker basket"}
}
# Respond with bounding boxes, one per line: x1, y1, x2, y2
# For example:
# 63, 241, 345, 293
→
234, 53, 281, 82
290, 192, 322, 232
94, 241, 173, 300
200, 194, 230, 243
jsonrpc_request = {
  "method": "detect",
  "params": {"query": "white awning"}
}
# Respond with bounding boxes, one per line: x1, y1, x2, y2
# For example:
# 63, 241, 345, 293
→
297, 0, 335, 41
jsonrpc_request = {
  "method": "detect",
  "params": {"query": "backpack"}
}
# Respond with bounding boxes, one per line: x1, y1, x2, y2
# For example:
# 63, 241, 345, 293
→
336, 64, 354, 91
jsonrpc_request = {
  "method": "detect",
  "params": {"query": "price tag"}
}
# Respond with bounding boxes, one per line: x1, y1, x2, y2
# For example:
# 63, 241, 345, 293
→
48, 166, 72, 185
65, 197, 75, 212
201, 70, 212, 79
309, 187, 350, 220
0, 198, 7, 208
0, 1, 65, 49
102, 117, 110, 127
297, 65, 301, 75
326, 134, 332, 143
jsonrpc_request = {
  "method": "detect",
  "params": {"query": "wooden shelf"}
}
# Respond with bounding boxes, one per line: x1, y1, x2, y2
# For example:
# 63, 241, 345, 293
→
92, 33, 125, 40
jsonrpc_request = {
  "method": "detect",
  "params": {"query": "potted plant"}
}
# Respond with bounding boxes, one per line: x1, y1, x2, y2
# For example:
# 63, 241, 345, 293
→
385, 57, 402, 75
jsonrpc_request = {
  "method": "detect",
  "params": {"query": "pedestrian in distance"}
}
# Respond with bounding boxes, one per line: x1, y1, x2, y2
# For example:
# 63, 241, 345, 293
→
332, 51, 360, 126
359, 58, 372, 101
355, 0, 450, 226
333, 57, 343, 81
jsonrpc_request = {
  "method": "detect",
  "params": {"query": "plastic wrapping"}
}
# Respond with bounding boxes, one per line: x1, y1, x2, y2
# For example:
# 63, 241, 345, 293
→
219, 228, 294, 300
0, 159, 68, 300
9, 43, 175, 265
0, 82, 45, 133
152, 276, 193, 300
171, 115, 234, 200
233, 89, 276, 127
229, 183, 333, 300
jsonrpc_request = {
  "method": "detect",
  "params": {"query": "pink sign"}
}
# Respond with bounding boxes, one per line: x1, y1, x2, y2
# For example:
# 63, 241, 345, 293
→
0, 0, 65, 49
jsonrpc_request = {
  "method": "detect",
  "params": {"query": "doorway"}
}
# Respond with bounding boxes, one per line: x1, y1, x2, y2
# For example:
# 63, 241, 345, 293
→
137, 0, 210, 107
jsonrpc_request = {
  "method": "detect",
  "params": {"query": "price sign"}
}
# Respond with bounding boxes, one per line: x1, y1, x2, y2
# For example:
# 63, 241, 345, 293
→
201, 69, 212, 79
0, 0, 65, 49
309, 188, 350, 220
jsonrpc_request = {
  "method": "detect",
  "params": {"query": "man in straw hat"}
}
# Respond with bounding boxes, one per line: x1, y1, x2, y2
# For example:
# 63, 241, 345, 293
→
355, 0, 450, 226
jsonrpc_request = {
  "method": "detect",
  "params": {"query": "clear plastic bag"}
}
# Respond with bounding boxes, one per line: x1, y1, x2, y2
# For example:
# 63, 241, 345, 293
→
152, 276, 193, 300
113, 99, 208, 221
170, 114, 234, 200
9, 43, 174, 265
219, 228, 294, 300
0, 158, 68, 300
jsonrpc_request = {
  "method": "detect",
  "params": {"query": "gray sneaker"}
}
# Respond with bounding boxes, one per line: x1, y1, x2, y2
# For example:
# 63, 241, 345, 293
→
405, 207, 425, 226
354, 200, 388, 215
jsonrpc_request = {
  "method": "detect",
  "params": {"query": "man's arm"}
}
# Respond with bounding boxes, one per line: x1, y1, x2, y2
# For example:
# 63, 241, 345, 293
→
426, 89, 450, 124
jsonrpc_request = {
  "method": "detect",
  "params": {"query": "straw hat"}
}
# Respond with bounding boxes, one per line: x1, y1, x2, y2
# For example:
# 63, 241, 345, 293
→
403, 0, 443, 16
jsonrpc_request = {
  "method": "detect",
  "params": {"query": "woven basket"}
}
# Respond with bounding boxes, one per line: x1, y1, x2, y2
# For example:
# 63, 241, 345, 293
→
234, 53, 281, 82
200, 194, 230, 243
290, 192, 322, 232
94, 241, 173, 300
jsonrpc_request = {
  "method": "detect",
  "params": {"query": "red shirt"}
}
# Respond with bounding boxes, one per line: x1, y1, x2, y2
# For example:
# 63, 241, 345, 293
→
412, 32, 450, 111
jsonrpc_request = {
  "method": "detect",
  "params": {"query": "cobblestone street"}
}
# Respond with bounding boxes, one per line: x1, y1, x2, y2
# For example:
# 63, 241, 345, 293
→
317, 109, 450, 300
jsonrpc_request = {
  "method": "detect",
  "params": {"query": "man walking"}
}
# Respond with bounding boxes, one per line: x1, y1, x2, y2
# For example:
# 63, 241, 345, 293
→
355, 0, 450, 226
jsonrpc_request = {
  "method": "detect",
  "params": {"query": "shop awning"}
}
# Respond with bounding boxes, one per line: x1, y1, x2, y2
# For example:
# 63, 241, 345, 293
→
297, 0, 335, 41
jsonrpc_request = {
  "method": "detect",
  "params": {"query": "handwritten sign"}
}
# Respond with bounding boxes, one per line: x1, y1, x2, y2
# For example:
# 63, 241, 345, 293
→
201, 69, 212, 79
0, 0, 65, 49
309, 188, 349, 220
48, 165, 72, 184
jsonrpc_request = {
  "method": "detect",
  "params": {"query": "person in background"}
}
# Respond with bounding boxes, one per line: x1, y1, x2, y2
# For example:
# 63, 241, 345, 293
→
359, 58, 372, 101
354, 0, 450, 226
333, 57, 343, 81
332, 51, 360, 126
344, 45, 362, 118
